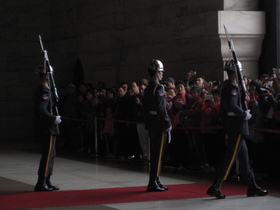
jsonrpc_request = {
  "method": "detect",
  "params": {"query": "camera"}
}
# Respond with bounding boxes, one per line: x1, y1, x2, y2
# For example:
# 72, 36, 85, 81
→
271, 68, 279, 79
257, 87, 269, 95
189, 70, 196, 76
213, 81, 221, 87
205, 94, 213, 100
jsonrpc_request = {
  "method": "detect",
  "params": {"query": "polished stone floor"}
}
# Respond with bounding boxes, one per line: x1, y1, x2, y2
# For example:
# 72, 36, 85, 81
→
0, 142, 279, 210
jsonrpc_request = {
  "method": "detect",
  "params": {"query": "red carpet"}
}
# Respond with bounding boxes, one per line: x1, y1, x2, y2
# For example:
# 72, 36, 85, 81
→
0, 183, 278, 209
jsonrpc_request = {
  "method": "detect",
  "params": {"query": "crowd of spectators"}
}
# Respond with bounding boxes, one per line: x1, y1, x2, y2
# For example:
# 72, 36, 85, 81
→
57, 69, 280, 176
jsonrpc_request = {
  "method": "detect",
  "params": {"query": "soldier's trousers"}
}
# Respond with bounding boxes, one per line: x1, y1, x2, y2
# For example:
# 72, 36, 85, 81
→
38, 134, 57, 177
214, 133, 254, 188
148, 126, 166, 183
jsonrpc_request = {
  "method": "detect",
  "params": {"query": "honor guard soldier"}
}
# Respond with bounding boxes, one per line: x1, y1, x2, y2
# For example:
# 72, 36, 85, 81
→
144, 59, 172, 192
34, 65, 61, 192
206, 60, 268, 199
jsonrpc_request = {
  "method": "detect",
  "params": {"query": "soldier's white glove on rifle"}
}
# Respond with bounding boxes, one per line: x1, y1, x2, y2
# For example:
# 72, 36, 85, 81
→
165, 126, 172, 143
167, 131, 172, 143
165, 126, 172, 132
54, 115, 62, 124
244, 110, 252, 121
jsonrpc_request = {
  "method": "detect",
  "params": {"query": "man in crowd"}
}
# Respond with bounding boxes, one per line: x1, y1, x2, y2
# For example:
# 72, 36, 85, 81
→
166, 77, 176, 89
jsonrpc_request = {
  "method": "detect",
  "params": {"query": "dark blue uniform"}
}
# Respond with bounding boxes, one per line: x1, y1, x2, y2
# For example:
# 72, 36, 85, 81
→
207, 79, 267, 199
34, 83, 59, 179
144, 80, 171, 190
217, 80, 254, 182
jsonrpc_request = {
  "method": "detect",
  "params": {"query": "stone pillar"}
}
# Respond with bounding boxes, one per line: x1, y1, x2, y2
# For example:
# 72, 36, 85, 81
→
224, 0, 258, 11
219, 11, 265, 79
259, 0, 280, 74
219, 0, 266, 79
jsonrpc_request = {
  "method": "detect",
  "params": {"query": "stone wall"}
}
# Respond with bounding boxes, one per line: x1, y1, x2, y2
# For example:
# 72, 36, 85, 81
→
48, 0, 264, 86
49, 0, 226, 86
0, 0, 52, 142
0, 0, 265, 141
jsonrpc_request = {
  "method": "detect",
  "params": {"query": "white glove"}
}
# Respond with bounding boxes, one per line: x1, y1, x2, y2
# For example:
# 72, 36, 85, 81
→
54, 115, 62, 124
165, 126, 172, 132
167, 131, 172, 143
244, 110, 252, 121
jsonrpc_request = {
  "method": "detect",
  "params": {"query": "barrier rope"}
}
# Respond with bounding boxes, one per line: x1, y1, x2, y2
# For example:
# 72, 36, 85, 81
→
61, 116, 280, 155
61, 116, 280, 133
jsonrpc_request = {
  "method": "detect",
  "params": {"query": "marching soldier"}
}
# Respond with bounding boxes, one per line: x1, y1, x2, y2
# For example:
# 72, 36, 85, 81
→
34, 65, 61, 192
144, 59, 172, 192
206, 60, 268, 199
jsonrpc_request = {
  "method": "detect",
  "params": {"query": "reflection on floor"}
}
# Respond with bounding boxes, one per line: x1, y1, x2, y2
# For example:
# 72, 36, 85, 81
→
0, 142, 279, 210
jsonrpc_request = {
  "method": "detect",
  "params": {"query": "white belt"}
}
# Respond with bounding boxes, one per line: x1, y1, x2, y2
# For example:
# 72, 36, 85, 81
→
149, 111, 157, 115
227, 112, 237, 116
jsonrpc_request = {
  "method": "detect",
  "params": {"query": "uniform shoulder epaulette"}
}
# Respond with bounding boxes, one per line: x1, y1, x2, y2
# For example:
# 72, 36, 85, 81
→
153, 83, 165, 96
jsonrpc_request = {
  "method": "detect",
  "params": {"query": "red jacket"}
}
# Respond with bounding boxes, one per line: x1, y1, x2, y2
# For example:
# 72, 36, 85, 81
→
200, 100, 221, 133
182, 96, 203, 128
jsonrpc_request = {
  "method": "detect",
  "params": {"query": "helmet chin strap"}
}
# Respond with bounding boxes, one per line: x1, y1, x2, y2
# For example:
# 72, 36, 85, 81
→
156, 75, 160, 81
156, 71, 162, 81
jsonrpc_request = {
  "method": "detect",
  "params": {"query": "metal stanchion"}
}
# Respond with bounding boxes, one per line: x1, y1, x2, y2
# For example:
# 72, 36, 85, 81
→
94, 117, 98, 157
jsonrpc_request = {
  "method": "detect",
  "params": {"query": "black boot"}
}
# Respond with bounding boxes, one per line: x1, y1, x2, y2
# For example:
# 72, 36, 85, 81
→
34, 176, 53, 192
146, 181, 166, 192
207, 178, 225, 199
247, 179, 268, 197
156, 177, 168, 190
46, 175, 60, 191
206, 185, 226, 199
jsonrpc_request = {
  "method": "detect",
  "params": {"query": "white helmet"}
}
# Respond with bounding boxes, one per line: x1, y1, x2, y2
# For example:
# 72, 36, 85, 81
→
147, 59, 164, 72
224, 59, 242, 72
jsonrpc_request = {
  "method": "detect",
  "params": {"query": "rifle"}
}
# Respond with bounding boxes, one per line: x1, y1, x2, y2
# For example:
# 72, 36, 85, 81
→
223, 25, 248, 110
38, 35, 59, 115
